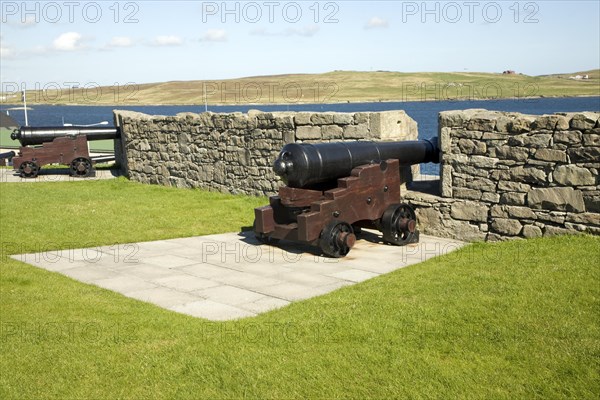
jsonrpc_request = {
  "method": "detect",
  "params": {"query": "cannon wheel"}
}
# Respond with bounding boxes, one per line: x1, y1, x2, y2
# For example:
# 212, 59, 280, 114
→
70, 157, 92, 177
19, 161, 39, 178
381, 203, 418, 245
319, 220, 356, 258
253, 221, 279, 245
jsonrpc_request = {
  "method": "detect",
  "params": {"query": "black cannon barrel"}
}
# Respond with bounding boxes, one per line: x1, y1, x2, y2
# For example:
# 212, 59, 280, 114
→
0, 151, 16, 159
11, 126, 120, 146
273, 138, 439, 188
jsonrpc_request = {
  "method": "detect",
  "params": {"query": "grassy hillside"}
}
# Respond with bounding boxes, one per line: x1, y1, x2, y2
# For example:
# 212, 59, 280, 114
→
2, 70, 599, 106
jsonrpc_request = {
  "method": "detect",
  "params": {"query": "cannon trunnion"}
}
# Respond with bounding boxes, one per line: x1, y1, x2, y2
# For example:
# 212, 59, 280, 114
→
255, 138, 439, 258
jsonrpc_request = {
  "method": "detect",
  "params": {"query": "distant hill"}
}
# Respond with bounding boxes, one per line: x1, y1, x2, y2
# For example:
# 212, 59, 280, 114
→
2, 70, 599, 106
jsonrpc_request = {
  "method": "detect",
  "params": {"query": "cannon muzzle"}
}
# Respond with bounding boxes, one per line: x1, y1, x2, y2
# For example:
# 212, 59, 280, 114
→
274, 138, 439, 188
11, 126, 120, 146
0, 151, 16, 159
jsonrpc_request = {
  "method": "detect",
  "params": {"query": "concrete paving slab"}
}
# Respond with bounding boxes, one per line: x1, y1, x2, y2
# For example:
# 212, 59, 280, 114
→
0, 168, 121, 183
93, 276, 158, 293
240, 297, 291, 314
119, 265, 175, 280
170, 300, 256, 321
194, 285, 267, 306
327, 269, 380, 283
255, 282, 330, 302
14, 231, 465, 321
152, 274, 220, 292
61, 265, 120, 282
126, 287, 199, 308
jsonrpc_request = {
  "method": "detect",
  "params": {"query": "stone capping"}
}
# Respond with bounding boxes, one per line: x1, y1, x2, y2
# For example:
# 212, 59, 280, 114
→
113, 109, 419, 196
406, 109, 599, 242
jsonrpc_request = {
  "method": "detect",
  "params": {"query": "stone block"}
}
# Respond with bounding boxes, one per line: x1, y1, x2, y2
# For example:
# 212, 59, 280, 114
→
570, 112, 599, 130
274, 116, 294, 129
321, 125, 343, 140
310, 114, 334, 125
450, 201, 488, 222
467, 118, 496, 132
501, 166, 547, 185
439, 110, 467, 128
343, 124, 369, 139
508, 133, 552, 148
468, 155, 499, 169
505, 206, 537, 220
532, 115, 565, 130
294, 113, 313, 125
494, 116, 512, 132
534, 149, 567, 162
497, 180, 531, 193
495, 146, 530, 161
354, 113, 369, 124
465, 177, 496, 192
582, 191, 600, 213
283, 130, 295, 144
333, 113, 354, 125
543, 225, 574, 237
566, 212, 600, 227
555, 115, 571, 130
369, 111, 417, 140
491, 218, 522, 236
583, 132, 600, 146
553, 130, 582, 145
481, 192, 500, 203
490, 205, 508, 218
440, 127, 452, 153
500, 192, 526, 206
508, 116, 536, 133
482, 131, 507, 140
453, 188, 482, 200
296, 125, 321, 140
522, 225, 543, 238
454, 163, 490, 178
553, 164, 596, 186
417, 207, 487, 241
441, 163, 453, 198
457, 139, 486, 155
568, 147, 600, 163
527, 187, 585, 213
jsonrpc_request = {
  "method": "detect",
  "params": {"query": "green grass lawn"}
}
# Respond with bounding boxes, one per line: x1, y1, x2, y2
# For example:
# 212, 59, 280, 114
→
1, 179, 599, 399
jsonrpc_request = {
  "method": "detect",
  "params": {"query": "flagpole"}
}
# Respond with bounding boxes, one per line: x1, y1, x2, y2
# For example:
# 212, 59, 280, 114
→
22, 90, 29, 126
203, 82, 208, 112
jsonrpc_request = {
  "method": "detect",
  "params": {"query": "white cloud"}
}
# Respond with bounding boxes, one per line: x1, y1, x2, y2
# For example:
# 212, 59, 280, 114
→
0, 45, 15, 59
152, 35, 183, 46
200, 29, 227, 42
107, 36, 134, 48
52, 32, 85, 51
365, 17, 389, 29
0, 36, 15, 59
289, 25, 319, 37
4, 14, 37, 28
251, 25, 319, 37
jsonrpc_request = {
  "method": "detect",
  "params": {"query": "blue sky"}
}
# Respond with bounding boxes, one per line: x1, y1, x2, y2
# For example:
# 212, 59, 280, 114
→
1, 1, 599, 88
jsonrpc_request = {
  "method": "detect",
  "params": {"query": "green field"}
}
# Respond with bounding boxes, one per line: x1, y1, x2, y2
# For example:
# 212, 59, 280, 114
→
2, 69, 599, 106
0, 179, 598, 399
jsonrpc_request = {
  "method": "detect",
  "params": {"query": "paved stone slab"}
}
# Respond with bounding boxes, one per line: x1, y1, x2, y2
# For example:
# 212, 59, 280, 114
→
0, 167, 121, 183
12, 232, 465, 321
170, 300, 256, 321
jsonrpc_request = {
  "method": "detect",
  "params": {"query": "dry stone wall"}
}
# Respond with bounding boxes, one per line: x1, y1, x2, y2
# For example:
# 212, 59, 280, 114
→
113, 110, 418, 196
405, 109, 600, 241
